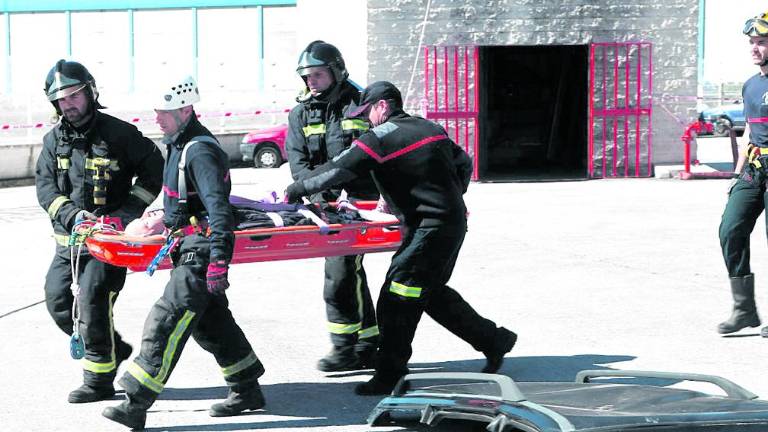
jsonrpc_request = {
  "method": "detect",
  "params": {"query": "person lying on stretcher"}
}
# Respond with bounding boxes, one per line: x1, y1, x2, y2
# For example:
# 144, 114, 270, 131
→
124, 192, 396, 237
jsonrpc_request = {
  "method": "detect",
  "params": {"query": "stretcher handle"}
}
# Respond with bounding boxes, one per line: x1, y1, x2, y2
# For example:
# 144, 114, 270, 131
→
575, 369, 758, 400
88, 221, 401, 245
393, 372, 526, 402
235, 220, 400, 237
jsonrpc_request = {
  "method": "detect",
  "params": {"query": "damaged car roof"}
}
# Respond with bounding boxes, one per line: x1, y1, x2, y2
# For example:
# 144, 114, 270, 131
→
368, 370, 768, 431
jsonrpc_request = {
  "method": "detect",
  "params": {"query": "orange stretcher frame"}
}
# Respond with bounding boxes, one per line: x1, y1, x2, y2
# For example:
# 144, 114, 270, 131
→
84, 203, 402, 272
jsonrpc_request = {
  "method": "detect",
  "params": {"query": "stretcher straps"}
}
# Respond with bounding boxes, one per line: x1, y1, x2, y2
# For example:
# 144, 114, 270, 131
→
297, 205, 329, 234
265, 212, 284, 227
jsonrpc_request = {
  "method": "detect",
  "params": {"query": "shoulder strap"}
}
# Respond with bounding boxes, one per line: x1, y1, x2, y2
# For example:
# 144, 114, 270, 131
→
177, 135, 219, 204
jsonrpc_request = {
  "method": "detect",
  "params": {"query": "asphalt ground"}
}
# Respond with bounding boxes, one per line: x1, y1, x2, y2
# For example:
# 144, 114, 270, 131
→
2, 158, 768, 431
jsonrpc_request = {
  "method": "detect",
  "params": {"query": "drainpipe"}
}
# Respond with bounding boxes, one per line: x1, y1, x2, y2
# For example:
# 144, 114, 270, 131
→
697, 0, 705, 103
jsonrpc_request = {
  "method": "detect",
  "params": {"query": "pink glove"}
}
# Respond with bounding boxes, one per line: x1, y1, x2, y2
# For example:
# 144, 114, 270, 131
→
206, 260, 230, 295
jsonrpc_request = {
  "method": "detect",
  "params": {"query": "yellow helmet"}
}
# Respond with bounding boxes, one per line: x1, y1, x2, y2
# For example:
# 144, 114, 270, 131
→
744, 11, 768, 36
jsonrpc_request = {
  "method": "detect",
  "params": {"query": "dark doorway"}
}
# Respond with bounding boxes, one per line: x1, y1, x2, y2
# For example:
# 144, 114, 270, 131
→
478, 45, 589, 181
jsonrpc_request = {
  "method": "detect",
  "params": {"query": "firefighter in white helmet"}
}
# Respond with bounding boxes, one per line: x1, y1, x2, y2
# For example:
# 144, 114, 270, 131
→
103, 76, 266, 429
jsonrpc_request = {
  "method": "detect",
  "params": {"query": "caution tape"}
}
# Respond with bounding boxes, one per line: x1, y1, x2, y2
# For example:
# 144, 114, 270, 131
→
0, 108, 292, 132
1, 122, 47, 131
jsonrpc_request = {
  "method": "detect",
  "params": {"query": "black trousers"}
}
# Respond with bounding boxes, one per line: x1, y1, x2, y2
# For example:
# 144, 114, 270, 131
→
720, 164, 768, 277
44, 248, 128, 385
374, 221, 500, 381
119, 234, 263, 406
324, 254, 378, 349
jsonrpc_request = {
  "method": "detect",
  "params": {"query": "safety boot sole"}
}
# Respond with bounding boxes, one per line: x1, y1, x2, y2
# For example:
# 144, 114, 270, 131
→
717, 316, 761, 334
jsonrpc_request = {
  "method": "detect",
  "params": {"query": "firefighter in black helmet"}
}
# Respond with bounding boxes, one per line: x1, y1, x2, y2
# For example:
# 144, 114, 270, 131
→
286, 41, 380, 371
35, 59, 164, 403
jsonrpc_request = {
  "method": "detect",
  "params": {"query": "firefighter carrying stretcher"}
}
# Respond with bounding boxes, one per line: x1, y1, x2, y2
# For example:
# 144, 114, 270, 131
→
285, 81, 518, 395
286, 40, 380, 372
35, 59, 164, 404
102, 76, 266, 430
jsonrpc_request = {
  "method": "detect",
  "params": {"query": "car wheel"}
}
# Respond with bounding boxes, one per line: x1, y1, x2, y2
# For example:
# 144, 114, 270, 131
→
254, 144, 282, 168
714, 117, 733, 137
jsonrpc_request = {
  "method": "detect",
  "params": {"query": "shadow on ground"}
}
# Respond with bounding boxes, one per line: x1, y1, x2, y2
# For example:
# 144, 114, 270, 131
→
142, 353, 637, 431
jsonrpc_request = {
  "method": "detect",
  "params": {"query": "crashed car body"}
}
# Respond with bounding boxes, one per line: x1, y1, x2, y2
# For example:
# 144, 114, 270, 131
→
368, 370, 768, 431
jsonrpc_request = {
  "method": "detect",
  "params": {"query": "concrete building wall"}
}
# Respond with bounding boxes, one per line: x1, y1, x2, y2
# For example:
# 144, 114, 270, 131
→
296, 0, 368, 86
366, 0, 699, 166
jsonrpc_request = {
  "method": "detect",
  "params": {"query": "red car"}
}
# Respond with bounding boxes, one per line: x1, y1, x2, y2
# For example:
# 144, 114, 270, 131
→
240, 124, 288, 168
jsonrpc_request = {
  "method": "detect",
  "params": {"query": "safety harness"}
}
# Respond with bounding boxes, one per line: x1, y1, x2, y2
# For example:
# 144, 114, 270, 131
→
300, 99, 370, 167
302, 102, 329, 166
55, 124, 117, 205
146, 136, 218, 275
747, 144, 768, 169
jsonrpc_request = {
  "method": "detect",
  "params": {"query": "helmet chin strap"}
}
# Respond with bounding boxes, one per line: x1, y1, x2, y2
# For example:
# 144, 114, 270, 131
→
308, 79, 339, 101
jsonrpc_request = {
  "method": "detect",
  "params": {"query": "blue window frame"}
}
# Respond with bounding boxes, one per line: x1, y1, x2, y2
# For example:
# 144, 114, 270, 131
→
0, 1, 295, 12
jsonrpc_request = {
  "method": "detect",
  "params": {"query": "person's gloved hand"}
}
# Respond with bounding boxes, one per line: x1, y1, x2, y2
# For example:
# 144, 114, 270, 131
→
727, 176, 740, 196
285, 181, 307, 203
74, 209, 97, 225
206, 260, 230, 295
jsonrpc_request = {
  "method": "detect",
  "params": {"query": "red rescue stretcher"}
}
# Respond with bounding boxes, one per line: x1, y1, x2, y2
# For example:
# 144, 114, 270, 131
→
83, 202, 402, 273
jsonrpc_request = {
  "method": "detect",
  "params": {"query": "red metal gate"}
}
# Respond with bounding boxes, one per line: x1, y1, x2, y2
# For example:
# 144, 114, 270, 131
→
588, 42, 653, 178
423, 45, 479, 180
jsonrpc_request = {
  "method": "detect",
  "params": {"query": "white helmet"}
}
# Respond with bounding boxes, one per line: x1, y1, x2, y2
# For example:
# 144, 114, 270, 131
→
155, 76, 200, 110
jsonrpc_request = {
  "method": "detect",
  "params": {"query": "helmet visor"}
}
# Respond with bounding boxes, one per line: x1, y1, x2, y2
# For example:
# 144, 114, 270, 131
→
297, 51, 328, 76
744, 18, 768, 36
47, 83, 87, 102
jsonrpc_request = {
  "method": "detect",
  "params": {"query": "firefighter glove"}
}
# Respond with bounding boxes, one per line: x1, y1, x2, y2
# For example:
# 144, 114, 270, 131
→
285, 181, 307, 203
206, 260, 230, 295
74, 209, 97, 225
727, 177, 739, 196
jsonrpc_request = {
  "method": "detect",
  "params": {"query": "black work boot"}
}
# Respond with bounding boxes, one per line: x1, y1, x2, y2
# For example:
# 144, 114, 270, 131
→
68, 383, 116, 403
482, 327, 517, 374
69, 341, 132, 404
317, 345, 363, 372
354, 374, 402, 396
718, 274, 761, 334
102, 399, 148, 430
209, 381, 266, 417
762, 326, 768, 338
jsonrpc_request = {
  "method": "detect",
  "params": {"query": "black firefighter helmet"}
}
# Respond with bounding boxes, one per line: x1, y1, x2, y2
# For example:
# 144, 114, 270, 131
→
296, 40, 348, 84
44, 59, 105, 113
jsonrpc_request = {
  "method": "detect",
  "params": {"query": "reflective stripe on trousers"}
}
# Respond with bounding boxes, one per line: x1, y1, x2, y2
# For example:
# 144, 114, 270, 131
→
127, 310, 196, 394
81, 291, 119, 374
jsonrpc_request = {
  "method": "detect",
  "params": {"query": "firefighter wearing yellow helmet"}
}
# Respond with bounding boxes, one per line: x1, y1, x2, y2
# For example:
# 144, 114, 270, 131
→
718, 11, 768, 337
